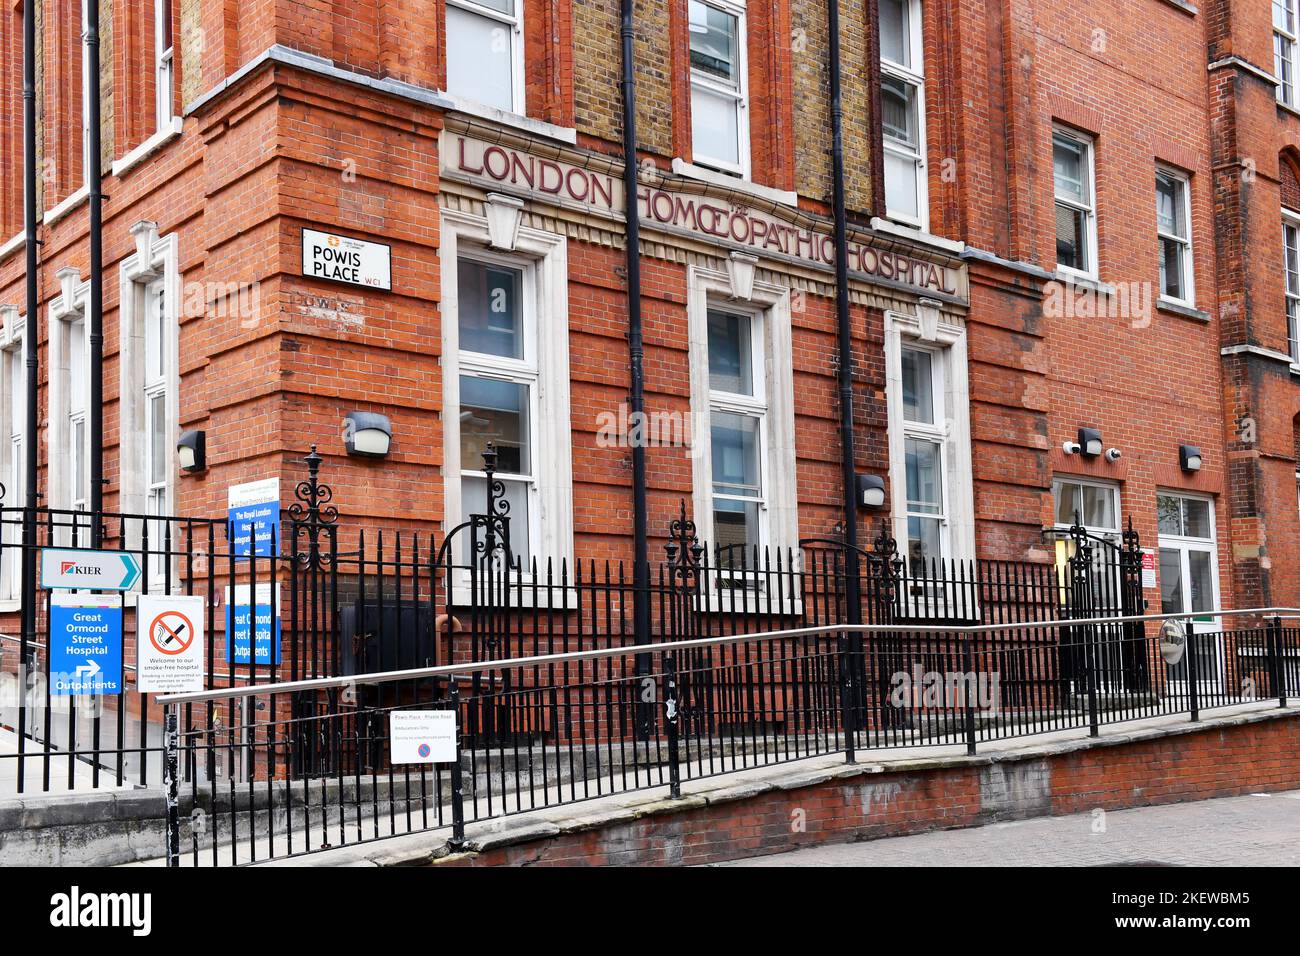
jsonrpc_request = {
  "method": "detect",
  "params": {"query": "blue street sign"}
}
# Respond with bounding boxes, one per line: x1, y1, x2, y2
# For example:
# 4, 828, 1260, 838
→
227, 478, 280, 560
41, 548, 141, 591
49, 594, 124, 695
225, 584, 282, 666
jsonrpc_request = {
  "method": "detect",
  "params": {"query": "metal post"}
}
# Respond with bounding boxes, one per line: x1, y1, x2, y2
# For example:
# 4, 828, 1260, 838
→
621, 0, 653, 740
18, 0, 40, 796
1186, 618, 1200, 722
663, 652, 681, 799
1267, 615, 1287, 708
86, 0, 105, 541
961, 636, 978, 756
838, 631, 857, 763
448, 678, 466, 849
827, 0, 860, 628
1083, 625, 1100, 737
164, 706, 181, 867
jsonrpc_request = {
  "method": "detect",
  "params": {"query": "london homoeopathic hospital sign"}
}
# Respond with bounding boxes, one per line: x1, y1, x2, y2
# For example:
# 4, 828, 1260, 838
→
442, 131, 965, 301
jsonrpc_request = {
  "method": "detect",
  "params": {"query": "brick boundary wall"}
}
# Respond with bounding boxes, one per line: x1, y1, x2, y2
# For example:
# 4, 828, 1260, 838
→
435, 714, 1300, 867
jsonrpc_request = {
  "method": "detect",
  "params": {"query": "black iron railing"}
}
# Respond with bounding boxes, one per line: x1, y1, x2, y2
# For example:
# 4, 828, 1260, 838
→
154, 606, 1300, 867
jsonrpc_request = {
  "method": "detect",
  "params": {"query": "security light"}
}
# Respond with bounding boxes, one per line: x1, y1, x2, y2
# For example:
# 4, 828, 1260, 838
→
176, 430, 206, 473
344, 411, 392, 458
1179, 444, 1202, 472
1077, 427, 1103, 458
856, 474, 885, 509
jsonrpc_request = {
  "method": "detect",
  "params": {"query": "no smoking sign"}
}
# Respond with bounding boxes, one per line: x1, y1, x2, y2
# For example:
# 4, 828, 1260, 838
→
137, 595, 206, 693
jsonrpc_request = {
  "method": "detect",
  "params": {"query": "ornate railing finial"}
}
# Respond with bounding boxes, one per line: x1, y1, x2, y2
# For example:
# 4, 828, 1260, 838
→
289, 444, 338, 567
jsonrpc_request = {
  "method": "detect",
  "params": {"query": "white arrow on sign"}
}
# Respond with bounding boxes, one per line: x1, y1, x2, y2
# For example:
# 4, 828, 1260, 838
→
74, 660, 101, 680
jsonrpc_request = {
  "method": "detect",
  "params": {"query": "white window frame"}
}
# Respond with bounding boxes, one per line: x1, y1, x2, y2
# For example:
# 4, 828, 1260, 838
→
154, 0, 174, 132
440, 205, 573, 603
120, 226, 180, 591
1284, 209, 1300, 366
686, 264, 797, 607
1277, 0, 1298, 107
688, 0, 751, 178
445, 0, 526, 116
0, 306, 25, 607
1155, 491, 1222, 687
884, 307, 975, 567
1155, 166, 1194, 307
1052, 126, 1098, 280
1051, 475, 1121, 538
48, 271, 91, 526
879, 0, 928, 229
706, 308, 768, 556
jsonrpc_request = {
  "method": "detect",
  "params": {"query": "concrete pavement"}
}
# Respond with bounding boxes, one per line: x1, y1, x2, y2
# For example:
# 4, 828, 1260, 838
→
715, 790, 1300, 866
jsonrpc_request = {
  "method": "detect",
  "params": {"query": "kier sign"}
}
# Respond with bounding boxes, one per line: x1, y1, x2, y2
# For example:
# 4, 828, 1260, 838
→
302, 229, 392, 290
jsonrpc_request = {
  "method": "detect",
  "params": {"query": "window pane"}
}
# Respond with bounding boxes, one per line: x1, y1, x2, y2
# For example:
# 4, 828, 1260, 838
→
707, 311, 754, 395
74, 419, 86, 505
879, 0, 910, 67
691, 83, 740, 167
1276, 0, 1294, 34
1081, 483, 1115, 530
901, 347, 934, 424
885, 150, 921, 221
904, 437, 942, 514
446, 5, 515, 111
1054, 203, 1088, 272
149, 393, 167, 486
713, 498, 760, 558
1052, 135, 1087, 204
711, 412, 761, 498
1155, 173, 1183, 237
881, 75, 918, 147
1285, 224, 1299, 295
907, 515, 941, 566
1156, 494, 1181, 536
1160, 236, 1185, 299
1182, 498, 1211, 538
688, 0, 738, 85
69, 323, 86, 411
1054, 482, 1081, 526
460, 474, 530, 564
458, 259, 524, 359
1158, 547, 1183, 615
459, 376, 531, 476
1188, 550, 1215, 614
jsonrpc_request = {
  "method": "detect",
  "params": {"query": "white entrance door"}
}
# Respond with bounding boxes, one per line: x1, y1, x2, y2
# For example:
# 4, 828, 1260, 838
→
1156, 492, 1221, 687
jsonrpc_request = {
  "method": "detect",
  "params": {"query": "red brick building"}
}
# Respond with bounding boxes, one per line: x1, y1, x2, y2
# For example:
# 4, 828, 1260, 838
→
0, 0, 1298, 637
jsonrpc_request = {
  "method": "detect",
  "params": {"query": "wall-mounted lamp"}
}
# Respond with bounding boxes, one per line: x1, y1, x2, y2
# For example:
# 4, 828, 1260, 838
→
1179, 444, 1202, 472
855, 474, 885, 509
344, 411, 392, 458
1076, 428, 1103, 458
177, 430, 206, 473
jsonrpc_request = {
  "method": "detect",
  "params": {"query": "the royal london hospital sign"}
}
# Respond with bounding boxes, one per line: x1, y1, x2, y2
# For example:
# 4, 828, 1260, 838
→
442, 132, 963, 299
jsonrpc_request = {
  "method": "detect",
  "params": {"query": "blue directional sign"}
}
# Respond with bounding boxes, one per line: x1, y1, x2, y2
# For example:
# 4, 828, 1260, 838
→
49, 593, 124, 695
41, 548, 141, 591
227, 478, 280, 560
225, 584, 282, 666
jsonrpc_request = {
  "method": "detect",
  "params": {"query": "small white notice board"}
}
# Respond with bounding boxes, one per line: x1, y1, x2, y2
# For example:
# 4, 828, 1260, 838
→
390, 711, 457, 764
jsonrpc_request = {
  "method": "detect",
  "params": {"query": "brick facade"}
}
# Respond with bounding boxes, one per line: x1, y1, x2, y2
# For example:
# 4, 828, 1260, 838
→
0, 0, 1298, 615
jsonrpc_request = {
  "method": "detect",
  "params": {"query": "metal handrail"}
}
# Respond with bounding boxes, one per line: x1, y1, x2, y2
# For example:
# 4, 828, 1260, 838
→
156, 605, 1300, 706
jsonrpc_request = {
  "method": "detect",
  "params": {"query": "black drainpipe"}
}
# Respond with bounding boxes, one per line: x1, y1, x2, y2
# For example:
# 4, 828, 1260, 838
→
18, 0, 39, 791
621, 0, 653, 734
87, 0, 105, 543
828, 0, 861, 623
